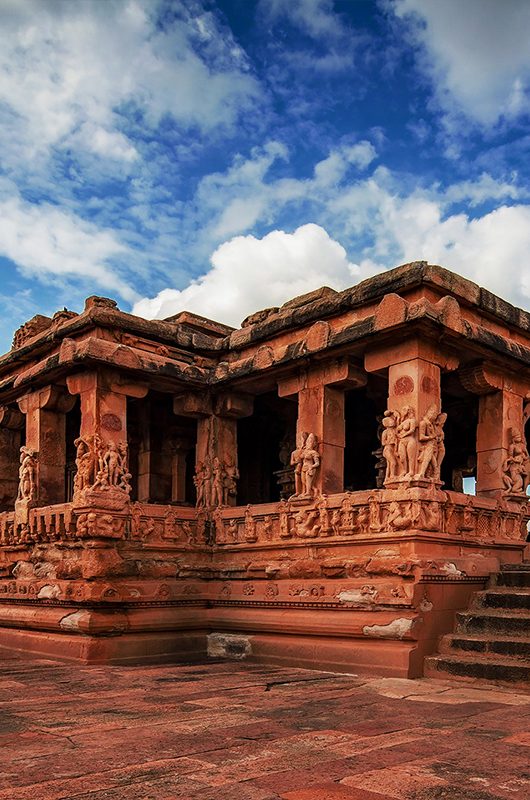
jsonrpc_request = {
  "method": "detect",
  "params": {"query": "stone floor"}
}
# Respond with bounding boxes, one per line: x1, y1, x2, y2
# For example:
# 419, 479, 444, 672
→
0, 652, 529, 800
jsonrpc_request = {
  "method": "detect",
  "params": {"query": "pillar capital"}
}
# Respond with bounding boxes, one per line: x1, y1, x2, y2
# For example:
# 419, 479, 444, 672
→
365, 338, 459, 374
17, 385, 76, 415
278, 357, 366, 399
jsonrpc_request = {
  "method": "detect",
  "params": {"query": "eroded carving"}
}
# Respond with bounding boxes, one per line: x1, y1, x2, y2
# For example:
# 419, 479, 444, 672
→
290, 432, 320, 499
502, 428, 530, 495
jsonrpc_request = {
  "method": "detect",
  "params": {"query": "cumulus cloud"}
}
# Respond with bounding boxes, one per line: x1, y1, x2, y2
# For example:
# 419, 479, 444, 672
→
133, 223, 359, 326
393, 0, 530, 126
0, 194, 136, 302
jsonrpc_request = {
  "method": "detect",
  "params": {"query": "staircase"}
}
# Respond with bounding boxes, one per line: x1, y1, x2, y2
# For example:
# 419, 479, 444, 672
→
424, 564, 530, 688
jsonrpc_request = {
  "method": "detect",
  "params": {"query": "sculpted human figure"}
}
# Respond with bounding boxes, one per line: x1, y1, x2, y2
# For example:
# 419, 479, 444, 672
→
300, 433, 320, 497
74, 436, 94, 493
117, 441, 131, 493
396, 406, 417, 478
212, 457, 224, 507
381, 410, 399, 482
290, 432, 307, 496
502, 429, 530, 494
194, 461, 206, 507
223, 456, 239, 505
416, 405, 440, 480
17, 446, 37, 501
202, 459, 213, 507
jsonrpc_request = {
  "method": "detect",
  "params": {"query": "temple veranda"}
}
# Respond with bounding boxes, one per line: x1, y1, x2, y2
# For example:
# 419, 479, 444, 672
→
0, 261, 529, 680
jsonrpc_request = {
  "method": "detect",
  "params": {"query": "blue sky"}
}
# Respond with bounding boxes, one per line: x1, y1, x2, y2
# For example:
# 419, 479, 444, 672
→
1, 0, 530, 353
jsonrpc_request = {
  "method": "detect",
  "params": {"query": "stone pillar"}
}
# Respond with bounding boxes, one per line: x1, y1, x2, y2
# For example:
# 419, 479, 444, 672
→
66, 370, 148, 510
278, 359, 367, 496
173, 391, 253, 507
0, 406, 24, 510
365, 340, 459, 488
459, 365, 529, 499
17, 386, 76, 506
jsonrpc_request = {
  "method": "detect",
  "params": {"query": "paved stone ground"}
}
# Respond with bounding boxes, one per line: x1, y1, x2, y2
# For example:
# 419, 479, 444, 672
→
0, 652, 529, 800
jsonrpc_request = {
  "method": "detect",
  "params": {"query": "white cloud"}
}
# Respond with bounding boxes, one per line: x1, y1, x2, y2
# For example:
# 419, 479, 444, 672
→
262, 0, 346, 41
393, 0, 530, 126
0, 194, 136, 302
0, 0, 259, 169
133, 223, 359, 326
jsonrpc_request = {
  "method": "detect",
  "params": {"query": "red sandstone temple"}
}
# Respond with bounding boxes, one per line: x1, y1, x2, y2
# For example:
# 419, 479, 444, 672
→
1, 262, 529, 682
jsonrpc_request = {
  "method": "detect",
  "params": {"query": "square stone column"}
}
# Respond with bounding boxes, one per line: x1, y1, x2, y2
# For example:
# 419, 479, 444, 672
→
17, 386, 76, 507
278, 359, 366, 496
173, 391, 253, 508
66, 370, 148, 512
365, 340, 459, 488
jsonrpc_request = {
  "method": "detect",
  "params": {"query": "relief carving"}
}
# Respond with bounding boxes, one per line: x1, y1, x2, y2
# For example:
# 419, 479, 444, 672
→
74, 435, 131, 498
382, 405, 446, 484
195, 456, 239, 508
17, 447, 38, 502
502, 428, 530, 495
290, 432, 320, 499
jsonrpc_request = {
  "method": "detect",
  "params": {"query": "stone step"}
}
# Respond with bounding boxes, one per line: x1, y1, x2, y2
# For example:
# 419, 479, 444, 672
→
439, 633, 530, 660
424, 653, 530, 686
473, 588, 530, 610
455, 609, 530, 637
494, 567, 530, 588
491, 570, 530, 589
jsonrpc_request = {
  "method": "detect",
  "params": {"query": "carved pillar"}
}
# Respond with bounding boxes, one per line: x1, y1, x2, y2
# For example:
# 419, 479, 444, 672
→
17, 386, 76, 506
278, 359, 366, 495
365, 340, 458, 488
0, 406, 24, 510
173, 391, 253, 507
460, 365, 529, 499
66, 370, 148, 509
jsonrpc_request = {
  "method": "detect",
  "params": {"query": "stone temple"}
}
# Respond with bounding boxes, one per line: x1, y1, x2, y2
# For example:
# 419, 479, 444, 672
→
0, 261, 529, 684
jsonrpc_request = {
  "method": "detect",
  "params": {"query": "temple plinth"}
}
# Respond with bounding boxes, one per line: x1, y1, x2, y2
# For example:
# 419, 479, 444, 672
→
0, 262, 528, 677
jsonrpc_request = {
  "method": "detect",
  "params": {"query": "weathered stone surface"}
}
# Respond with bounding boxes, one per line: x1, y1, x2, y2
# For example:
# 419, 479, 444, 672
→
0, 263, 529, 683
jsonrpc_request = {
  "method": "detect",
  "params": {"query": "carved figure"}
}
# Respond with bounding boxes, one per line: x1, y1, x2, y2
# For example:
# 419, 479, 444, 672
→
194, 461, 206, 507
212, 457, 224, 507
368, 494, 382, 531
74, 437, 95, 493
396, 406, 417, 478
502, 428, 530, 495
330, 508, 342, 535
223, 457, 239, 505
93, 440, 131, 493
381, 410, 399, 482
227, 517, 239, 543
290, 432, 307, 496
244, 505, 257, 542
316, 495, 331, 535
340, 492, 354, 529
17, 447, 38, 501
300, 433, 320, 497
417, 405, 443, 480
386, 501, 412, 531
278, 499, 291, 538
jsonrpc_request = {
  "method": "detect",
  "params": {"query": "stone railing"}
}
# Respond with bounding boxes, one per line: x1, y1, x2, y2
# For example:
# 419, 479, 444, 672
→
212, 489, 529, 547
0, 504, 77, 546
0, 490, 527, 550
